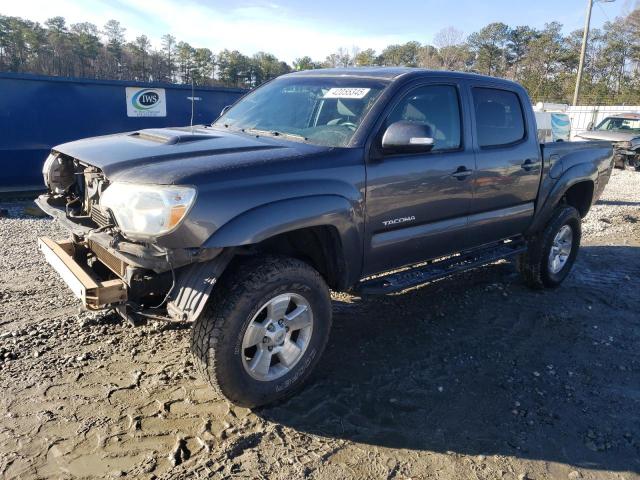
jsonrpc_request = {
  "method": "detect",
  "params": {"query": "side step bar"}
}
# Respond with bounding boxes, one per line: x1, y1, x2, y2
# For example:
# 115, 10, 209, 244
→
356, 239, 527, 295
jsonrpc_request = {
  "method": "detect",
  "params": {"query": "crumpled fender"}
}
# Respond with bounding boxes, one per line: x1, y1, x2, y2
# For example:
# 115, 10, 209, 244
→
166, 249, 235, 322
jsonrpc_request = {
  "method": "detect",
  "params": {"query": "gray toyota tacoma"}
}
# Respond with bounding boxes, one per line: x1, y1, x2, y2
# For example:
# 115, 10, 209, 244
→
36, 68, 613, 407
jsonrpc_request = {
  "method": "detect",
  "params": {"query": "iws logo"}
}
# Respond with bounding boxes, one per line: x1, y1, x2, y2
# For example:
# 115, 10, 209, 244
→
126, 87, 166, 117
131, 89, 161, 110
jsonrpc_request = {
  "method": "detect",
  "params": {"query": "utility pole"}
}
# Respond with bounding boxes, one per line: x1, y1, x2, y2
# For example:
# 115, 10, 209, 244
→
573, 0, 616, 106
573, 0, 594, 106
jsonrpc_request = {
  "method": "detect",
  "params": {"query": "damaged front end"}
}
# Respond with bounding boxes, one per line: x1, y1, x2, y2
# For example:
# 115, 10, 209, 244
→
612, 141, 640, 170
37, 152, 228, 325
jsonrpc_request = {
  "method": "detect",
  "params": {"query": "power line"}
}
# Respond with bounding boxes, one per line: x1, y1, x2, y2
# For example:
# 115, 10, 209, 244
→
596, 1, 612, 22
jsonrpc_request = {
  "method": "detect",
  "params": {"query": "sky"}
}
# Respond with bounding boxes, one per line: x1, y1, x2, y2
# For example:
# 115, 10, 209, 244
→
2, 0, 637, 63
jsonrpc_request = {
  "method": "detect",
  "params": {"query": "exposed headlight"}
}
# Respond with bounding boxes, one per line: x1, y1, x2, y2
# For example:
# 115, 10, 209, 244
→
43, 152, 74, 193
100, 183, 196, 240
42, 153, 56, 181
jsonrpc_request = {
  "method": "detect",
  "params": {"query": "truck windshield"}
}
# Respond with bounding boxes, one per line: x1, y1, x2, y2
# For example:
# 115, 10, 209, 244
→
596, 116, 640, 133
213, 77, 388, 147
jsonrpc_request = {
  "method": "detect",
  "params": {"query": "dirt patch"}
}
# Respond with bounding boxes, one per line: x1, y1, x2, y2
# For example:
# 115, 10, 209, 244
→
1, 169, 639, 479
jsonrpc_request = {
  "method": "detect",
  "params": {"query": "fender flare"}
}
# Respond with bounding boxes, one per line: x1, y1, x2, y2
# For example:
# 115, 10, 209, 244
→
203, 195, 363, 286
527, 162, 597, 235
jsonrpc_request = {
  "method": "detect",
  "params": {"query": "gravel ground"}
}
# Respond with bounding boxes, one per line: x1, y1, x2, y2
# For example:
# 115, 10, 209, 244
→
0, 169, 639, 480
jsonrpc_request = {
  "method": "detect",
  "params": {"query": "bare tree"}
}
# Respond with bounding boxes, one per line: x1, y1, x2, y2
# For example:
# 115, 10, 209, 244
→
161, 33, 176, 82
434, 27, 465, 49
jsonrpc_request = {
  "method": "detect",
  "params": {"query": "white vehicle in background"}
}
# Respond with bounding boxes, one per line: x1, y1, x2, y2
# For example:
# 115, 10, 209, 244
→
576, 113, 640, 170
533, 102, 571, 143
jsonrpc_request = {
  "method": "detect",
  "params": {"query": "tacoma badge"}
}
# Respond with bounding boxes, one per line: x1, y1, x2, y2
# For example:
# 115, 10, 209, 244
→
382, 216, 416, 227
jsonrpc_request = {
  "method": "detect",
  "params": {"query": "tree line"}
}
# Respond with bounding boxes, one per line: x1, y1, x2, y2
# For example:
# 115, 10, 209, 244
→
1, 11, 639, 104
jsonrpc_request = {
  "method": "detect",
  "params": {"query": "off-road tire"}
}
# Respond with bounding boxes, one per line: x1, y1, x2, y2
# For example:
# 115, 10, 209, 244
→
190, 255, 332, 408
518, 205, 581, 289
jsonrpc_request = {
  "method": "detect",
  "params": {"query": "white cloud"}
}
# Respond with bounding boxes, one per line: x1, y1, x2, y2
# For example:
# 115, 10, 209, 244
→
2, 0, 408, 63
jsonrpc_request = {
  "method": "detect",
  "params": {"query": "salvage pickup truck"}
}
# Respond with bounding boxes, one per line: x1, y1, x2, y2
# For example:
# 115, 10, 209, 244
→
36, 68, 613, 407
576, 113, 640, 170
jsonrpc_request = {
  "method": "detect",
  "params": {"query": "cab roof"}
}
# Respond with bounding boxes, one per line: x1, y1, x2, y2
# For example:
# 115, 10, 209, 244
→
285, 67, 522, 88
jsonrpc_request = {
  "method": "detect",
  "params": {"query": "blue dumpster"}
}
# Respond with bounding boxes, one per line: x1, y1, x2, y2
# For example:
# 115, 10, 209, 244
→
0, 72, 246, 190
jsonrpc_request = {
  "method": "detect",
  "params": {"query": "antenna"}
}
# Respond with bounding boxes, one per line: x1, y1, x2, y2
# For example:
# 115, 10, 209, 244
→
190, 67, 195, 132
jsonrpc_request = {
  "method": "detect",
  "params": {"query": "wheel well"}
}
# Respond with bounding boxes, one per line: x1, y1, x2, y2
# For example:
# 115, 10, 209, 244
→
253, 226, 348, 290
562, 181, 594, 217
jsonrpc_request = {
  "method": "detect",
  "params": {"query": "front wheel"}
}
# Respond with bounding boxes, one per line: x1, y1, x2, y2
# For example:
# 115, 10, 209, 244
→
190, 255, 332, 408
518, 205, 581, 289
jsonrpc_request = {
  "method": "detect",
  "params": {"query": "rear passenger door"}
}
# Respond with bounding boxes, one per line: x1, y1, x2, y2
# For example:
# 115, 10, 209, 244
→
468, 85, 541, 244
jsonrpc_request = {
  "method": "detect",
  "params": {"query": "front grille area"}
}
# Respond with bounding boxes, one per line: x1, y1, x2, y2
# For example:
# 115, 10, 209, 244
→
90, 206, 112, 228
88, 240, 127, 277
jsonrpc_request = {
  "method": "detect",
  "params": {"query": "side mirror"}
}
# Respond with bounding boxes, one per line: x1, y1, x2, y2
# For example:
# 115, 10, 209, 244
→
382, 121, 434, 154
220, 105, 232, 116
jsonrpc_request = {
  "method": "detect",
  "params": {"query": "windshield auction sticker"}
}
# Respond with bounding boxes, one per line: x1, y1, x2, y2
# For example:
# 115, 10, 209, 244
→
323, 88, 371, 99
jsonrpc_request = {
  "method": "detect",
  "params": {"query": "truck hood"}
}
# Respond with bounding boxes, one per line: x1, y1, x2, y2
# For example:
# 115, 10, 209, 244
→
53, 126, 329, 184
576, 130, 639, 142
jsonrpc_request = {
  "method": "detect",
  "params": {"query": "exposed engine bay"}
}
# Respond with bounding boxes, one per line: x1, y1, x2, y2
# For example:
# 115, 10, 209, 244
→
39, 152, 178, 323
42, 152, 114, 229
38, 151, 228, 326
612, 142, 640, 170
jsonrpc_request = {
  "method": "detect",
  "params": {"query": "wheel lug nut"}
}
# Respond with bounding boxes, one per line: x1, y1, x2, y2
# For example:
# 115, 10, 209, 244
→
278, 319, 284, 326
268, 346, 273, 351
267, 324, 275, 332
285, 326, 290, 332
262, 337, 269, 343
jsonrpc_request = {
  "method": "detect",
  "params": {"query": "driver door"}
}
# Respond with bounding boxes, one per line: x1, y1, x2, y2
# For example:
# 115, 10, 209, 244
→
363, 82, 475, 275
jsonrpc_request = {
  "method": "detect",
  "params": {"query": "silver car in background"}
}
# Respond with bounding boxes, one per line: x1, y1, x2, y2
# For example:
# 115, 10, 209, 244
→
577, 113, 640, 170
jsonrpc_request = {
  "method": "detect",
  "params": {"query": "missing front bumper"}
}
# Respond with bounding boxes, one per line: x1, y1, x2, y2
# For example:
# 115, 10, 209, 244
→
38, 237, 127, 310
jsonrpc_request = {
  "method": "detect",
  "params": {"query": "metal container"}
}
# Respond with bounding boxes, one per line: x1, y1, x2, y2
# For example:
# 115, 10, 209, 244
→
0, 72, 245, 190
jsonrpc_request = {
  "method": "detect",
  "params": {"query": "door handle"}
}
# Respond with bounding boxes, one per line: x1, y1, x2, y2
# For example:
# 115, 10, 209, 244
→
451, 166, 472, 180
521, 159, 539, 171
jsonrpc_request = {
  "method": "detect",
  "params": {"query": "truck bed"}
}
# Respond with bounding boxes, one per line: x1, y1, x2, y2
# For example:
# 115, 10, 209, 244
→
541, 139, 613, 175
537, 139, 614, 218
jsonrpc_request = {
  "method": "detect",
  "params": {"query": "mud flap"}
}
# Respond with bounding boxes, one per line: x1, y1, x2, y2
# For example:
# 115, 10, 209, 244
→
166, 250, 234, 322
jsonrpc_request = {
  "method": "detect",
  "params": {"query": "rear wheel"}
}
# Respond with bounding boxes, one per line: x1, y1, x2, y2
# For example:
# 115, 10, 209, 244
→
518, 205, 581, 289
190, 255, 332, 408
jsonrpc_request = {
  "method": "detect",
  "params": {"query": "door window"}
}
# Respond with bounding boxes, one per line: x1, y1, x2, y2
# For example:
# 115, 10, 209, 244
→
473, 88, 525, 147
385, 85, 462, 151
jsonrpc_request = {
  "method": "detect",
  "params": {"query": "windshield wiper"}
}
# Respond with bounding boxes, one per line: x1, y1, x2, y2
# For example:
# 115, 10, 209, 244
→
241, 128, 308, 142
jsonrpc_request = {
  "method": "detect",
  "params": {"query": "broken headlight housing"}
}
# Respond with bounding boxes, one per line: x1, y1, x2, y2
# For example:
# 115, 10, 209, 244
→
43, 153, 75, 194
100, 183, 196, 240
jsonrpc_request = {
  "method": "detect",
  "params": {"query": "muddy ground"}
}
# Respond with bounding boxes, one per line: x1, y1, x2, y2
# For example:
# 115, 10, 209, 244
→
1, 169, 639, 480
